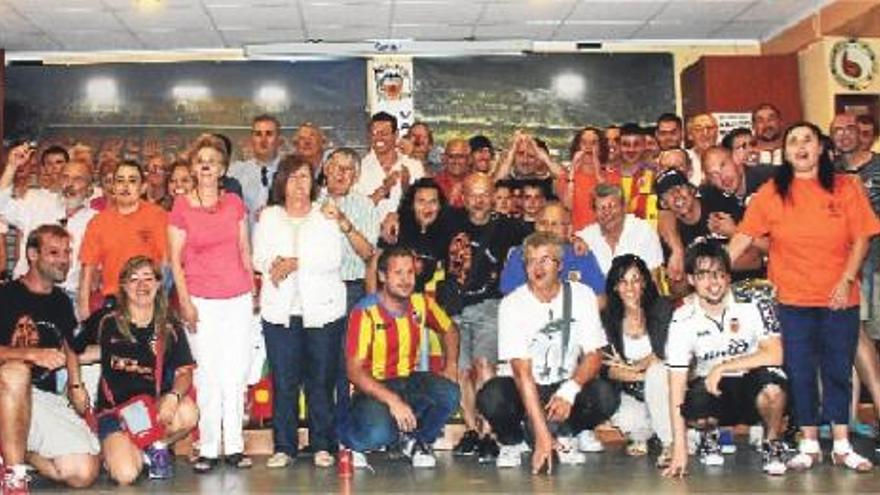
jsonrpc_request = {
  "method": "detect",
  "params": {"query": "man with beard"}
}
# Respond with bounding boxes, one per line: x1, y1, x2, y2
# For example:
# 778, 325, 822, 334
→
857, 115, 878, 153
0, 144, 97, 308
340, 247, 460, 469
0, 225, 101, 491
752, 104, 783, 167
656, 113, 684, 152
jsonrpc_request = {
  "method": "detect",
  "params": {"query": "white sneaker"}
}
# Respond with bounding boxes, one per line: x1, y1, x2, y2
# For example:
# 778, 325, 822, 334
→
576, 430, 604, 452
352, 451, 370, 469
496, 444, 523, 468
556, 437, 587, 465
698, 429, 725, 466
762, 441, 787, 476
405, 439, 437, 468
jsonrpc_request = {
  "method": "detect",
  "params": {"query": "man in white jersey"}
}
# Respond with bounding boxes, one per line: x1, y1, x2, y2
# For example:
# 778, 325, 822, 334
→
663, 241, 788, 478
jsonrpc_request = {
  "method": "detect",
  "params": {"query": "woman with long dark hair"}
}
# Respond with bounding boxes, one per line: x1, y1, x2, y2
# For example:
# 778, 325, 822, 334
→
600, 254, 673, 466
730, 122, 880, 472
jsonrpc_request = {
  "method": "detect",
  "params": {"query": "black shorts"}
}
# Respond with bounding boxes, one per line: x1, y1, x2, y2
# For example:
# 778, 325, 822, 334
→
681, 366, 787, 426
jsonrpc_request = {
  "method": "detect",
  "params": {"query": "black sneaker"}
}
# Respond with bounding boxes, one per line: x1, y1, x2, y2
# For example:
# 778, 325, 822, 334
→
453, 430, 480, 457
697, 428, 724, 466
762, 440, 788, 476
477, 436, 500, 464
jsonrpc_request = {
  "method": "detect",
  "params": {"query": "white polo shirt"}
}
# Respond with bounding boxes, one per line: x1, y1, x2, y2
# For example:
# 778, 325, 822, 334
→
576, 214, 663, 275
353, 150, 425, 218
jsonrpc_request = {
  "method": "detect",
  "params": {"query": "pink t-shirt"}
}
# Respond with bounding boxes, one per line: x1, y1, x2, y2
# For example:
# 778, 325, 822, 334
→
169, 193, 252, 299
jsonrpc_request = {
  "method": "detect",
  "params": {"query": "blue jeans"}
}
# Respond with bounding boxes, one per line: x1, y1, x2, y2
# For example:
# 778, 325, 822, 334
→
262, 316, 345, 454
338, 373, 460, 452
776, 305, 859, 426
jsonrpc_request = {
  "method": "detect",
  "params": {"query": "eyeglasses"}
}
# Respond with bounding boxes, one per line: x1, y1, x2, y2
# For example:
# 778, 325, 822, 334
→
525, 255, 560, 267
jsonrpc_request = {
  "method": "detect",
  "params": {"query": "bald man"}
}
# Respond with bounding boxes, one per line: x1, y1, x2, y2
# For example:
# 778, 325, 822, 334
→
446, 172, 530, 461
500, 202, 604, 299
434, 139, 472, 208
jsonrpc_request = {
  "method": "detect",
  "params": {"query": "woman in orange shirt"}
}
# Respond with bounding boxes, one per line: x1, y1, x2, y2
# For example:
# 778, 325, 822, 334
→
730, 122, 880, 472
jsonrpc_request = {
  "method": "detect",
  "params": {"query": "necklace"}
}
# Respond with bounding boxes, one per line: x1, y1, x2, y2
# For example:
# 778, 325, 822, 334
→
195, 188, 220, 214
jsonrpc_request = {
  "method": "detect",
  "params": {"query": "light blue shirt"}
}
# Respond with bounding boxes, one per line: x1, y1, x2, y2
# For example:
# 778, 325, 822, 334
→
227, 155, 281, 230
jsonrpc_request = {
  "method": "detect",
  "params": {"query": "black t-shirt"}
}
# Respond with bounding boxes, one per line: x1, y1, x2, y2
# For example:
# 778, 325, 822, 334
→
85, 316, 194, 412
382, 210, 458, 292
0, 280, 77, 392
442, 213, 529, 311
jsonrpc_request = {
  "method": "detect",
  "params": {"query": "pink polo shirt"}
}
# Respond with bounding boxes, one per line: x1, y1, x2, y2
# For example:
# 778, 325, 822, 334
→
169, 193, 252, 299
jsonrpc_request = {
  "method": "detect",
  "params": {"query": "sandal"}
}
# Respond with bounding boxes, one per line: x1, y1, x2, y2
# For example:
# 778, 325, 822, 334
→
225, 453, 253, 469
193, 456, 219, 474
832, 450, 873, 473
625, 440, 648, 457
786, 450, 821, 470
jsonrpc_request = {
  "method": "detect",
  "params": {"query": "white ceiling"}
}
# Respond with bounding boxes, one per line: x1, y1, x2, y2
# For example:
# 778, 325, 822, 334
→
0, 0, 826, 53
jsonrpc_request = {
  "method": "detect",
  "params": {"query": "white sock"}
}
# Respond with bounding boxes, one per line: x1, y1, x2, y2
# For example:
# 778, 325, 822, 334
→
799, 438, 821, 454
832, 439, 852, 454
10, 464, 28, 477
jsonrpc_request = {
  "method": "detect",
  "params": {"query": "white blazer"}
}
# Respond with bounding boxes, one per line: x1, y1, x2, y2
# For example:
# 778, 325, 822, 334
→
253, 205, 346, 328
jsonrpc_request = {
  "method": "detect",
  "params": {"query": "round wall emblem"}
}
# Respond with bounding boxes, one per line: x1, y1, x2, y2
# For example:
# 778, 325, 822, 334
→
830, 38, 877, 91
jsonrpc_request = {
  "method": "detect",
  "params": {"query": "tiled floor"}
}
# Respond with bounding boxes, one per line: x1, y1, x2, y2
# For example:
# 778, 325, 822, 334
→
31, 439, 880, 494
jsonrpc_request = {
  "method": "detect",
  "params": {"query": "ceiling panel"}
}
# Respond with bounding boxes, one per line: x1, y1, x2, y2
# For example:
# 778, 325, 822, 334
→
474, 23, 557, 41
140, 29, 227, 49
302, 1, 391, 26
482, 0, 576, 23
54, 30, 144, 51
208, 5, 302, 30
0, 0, 825, 52
710, 20, 777, 39
222, 28, 305, 45
653, 0, 754, 22
568, 1, 666, 22
391, 2, 482, 24
554, 21, 644, 40
634, 21, 726, 39
391, 24, 474, 40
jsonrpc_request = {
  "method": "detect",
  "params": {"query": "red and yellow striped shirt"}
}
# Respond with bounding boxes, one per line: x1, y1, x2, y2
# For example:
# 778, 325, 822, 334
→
347, 293, 453, 380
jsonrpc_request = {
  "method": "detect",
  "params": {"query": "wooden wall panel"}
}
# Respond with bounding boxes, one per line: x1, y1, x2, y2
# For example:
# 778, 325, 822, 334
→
680, 54, 802, 124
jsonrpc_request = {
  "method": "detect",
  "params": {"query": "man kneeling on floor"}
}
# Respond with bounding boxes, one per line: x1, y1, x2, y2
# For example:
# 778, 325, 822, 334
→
477, 231, 618, 473
339, 246, 460, 468
0, 225, 100, 492
663, 241, 788, 478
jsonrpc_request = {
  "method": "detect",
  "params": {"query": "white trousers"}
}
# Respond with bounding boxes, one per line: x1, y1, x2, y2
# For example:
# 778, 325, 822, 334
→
187, 293, 253, 458
611, 362, 672, 445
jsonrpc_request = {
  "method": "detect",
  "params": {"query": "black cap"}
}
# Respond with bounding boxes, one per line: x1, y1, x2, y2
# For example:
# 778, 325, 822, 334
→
468, 135, 494, 153
654, 168, 691, 198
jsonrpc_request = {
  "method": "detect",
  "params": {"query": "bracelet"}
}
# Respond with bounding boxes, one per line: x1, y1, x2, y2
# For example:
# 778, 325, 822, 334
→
340, 222, 353, 234
68, 382, 84, 390
554, 379, 581, 404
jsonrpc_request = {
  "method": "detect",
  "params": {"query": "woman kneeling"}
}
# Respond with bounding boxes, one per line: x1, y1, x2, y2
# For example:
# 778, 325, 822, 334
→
93, 256, 199, 484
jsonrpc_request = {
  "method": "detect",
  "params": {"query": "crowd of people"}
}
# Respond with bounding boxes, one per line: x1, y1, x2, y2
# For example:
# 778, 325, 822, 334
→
0, 103, 879, 492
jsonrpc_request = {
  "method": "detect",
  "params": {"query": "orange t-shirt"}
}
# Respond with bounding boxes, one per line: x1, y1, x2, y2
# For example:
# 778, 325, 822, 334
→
557, 170, 599, 232
738, 175, 880, 307
80, 202, 168, 296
